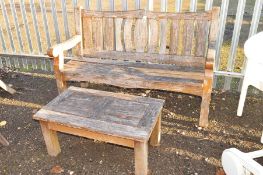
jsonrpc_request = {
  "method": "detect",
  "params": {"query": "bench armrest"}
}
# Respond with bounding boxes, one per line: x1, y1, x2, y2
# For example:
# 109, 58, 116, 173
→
47, 35, 82, 58
206, 47, 215, 70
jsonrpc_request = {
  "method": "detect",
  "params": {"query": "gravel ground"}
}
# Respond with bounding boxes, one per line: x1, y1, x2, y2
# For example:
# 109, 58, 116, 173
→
0, 70, 263, 175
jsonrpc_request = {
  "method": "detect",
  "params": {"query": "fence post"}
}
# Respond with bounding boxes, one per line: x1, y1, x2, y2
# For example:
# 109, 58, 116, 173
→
205, 0, 213, 11
213, 0, 229, 88
224, 0, 246, 90
190, 0, 197, 12
0, 0, 15, 68
175, 0, 183, 12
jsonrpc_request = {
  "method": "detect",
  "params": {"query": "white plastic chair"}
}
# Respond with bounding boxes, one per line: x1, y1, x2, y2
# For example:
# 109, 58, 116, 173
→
237, 31, 263, 116
222, 148, 263, 175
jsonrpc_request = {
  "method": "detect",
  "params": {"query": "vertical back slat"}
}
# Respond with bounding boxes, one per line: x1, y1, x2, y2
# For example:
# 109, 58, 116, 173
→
134, 19, 148, 52
123, 19, 134, 52
82, 17, 93, 54
183, 20, 194, 55
148, 19, 158, 53
195, 20, 209, 57
104, 18, 115, 51
159, 19, 167, 54
115, 18, 124, 51
92, 18, 103, 51
169, 19, 180, 55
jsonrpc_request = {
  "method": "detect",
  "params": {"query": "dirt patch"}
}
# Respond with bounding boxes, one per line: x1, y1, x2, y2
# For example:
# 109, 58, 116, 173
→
0, 71, 263, 175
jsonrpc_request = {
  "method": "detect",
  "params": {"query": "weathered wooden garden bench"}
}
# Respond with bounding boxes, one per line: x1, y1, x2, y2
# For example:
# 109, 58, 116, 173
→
48, 7, 219, 127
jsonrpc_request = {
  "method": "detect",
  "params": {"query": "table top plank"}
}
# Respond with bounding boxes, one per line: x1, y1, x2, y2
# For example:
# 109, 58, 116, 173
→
34, 86, 164, 141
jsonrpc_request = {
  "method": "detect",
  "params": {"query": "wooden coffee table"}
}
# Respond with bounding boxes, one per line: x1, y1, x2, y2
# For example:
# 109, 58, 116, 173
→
33, 86, 164, 175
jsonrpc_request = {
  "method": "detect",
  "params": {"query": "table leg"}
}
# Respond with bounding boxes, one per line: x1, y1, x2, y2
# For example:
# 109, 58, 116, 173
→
40, 121, 61, 156
150, 115, 161, 146
134, 141, 148, 175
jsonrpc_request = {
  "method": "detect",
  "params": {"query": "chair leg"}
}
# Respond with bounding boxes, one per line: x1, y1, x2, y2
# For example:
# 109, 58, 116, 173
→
237, 80, 249, 116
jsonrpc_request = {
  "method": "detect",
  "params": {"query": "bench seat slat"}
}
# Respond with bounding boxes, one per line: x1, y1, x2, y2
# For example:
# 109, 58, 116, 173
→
63, 59, 204, 96
83, 51, 205, 67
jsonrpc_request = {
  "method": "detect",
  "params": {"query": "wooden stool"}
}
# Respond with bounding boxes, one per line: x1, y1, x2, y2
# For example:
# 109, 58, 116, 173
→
33, 86, 164, 175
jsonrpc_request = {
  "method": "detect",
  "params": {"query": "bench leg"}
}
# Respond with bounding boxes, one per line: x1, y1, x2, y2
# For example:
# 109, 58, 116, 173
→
150, 114, 161, 146
199, 72, 213, 128
40, 121, 61, 157
53, 57, 67, 94
134, 141, 148, 175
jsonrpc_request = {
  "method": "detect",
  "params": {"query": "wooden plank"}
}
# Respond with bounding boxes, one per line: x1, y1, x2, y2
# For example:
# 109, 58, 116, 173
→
123, 19, 134, 52
134, 19, 147, 52
92, 18, 103, 51
115, 18, 124, 51
63, 61, 204, 96
103, 18, 114, 51
40, 121, 61, 157
183, 20, 194, 56
159, 19, 167, 54
67, 57, 205, 73
134, 141, 148, 175
83, 51, 206, 67
34, 86, 164, 141
48, 122, 134, 148
34, 109, 149, 141
82, 17, 93, 54
82, 10, 213, 20
195, 20, 209, 57
169, 19, 180, 54
148, 19, 158, 53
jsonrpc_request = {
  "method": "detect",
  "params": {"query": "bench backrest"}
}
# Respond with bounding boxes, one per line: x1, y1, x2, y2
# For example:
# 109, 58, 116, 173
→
75, 8, 219, 63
